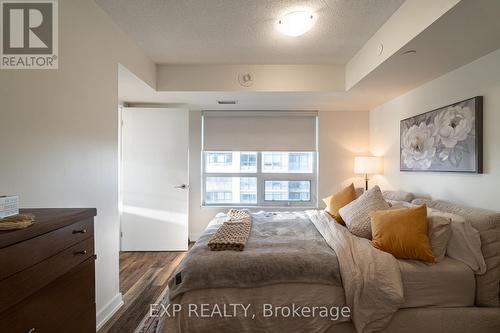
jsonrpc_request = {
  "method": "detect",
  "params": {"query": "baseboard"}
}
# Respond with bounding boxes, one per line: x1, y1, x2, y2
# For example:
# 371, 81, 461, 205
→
189, 232, 202, 242
96, 292, 124, 331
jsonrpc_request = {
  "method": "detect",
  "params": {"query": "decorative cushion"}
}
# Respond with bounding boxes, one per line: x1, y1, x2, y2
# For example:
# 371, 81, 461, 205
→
370, 205, 436, 263
382, 190, 415, 202
322, 183, 357, 225
412, 198, 434, 206
387, 200, 417, 209
382, 202, 451, 261
339, 185, 390, 239
427, 215, 452, 262
427, 208, 485, 274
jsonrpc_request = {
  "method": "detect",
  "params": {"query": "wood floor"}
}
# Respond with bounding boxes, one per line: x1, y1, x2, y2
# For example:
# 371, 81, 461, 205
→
98, 250, 188, 333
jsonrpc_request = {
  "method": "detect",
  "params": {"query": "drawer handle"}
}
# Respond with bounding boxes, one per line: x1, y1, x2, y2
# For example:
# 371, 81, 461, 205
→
74, 250, 88, 255
28, 329, 36, 333
72, 229, 87, 234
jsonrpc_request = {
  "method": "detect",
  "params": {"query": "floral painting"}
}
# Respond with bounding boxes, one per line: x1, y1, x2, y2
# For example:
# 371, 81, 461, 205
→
400, 96, 483, 173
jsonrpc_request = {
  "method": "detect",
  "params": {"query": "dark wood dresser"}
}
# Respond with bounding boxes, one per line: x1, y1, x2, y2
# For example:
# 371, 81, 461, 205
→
0, 208, 97, 333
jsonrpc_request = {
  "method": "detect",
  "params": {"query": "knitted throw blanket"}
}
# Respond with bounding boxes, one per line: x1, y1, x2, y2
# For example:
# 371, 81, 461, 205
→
208, 209, 252, 251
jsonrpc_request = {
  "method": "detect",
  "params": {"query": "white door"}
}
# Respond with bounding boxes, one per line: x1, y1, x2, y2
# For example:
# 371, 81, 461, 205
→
120, 107, 189, 251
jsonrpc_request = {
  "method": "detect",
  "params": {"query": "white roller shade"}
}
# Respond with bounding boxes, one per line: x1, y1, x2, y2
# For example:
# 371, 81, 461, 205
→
202, 111, 318, 151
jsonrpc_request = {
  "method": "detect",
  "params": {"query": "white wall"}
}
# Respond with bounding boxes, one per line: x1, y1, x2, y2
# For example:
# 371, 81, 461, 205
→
346, 0, 460, 89
188, 110, 370, 239
157, 64, 345, 92
318, 111, 371, 197
370, 48, 500, 210
0, 0, 156, 328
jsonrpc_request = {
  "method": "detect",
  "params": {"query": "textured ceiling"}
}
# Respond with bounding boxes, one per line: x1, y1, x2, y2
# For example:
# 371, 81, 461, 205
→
118, 0, 500, 111
96, 0, 404, 64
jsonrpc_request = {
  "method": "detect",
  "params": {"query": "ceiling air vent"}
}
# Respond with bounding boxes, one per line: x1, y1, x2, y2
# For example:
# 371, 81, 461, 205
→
217, 100, 238, 105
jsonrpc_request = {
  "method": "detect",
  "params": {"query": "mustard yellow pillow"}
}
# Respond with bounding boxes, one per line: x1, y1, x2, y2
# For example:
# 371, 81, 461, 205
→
370, 205, 436, 263
322, 183, 357, 225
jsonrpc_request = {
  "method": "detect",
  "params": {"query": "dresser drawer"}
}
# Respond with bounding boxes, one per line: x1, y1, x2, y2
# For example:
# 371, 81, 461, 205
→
0, 256, 96, 333
0, 237, 94, 312
0, 218, 93, 280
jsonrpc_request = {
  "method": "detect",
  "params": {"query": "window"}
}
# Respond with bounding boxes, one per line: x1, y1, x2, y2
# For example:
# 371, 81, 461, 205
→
205, 175, 257, 205
207, 152, 232, 165
265, 180, 311, 202
205, 151, 257, 173
201, 110, 318, 207
262, 152, 313, 173
240, 153, 257, 171
203, 151, 317, 207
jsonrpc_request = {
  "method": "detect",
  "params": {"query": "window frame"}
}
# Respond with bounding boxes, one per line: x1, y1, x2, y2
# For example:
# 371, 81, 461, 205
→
202, 151, 318, 208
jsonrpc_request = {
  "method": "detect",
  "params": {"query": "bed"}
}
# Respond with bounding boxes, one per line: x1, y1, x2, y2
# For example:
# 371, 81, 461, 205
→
159, 199, 500, 333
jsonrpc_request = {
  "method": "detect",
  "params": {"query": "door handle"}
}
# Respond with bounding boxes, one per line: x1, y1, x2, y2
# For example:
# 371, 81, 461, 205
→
174, 184, 188, 189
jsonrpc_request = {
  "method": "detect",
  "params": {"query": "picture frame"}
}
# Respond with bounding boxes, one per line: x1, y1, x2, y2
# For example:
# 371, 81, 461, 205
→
400, 96, 483, 173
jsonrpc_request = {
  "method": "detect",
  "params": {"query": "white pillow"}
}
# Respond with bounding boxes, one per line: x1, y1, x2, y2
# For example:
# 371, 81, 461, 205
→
339, 185, 390, 239
428, 208, 486, 274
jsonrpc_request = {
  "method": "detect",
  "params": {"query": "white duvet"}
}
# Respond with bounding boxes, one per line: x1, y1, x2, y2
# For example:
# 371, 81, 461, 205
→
306, 210, 405, 333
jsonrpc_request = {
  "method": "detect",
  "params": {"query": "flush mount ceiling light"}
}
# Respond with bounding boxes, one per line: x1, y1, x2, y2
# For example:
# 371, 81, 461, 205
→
277, 10, 315, 37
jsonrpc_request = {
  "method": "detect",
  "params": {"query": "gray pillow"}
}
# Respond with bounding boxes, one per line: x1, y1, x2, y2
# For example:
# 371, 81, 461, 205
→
355, 187, 364, 198
386, 200, 417, 209
412, 198, 433, 206
339, 185, 390, 239
427, 215, 452, 262
382, 190, 414, 202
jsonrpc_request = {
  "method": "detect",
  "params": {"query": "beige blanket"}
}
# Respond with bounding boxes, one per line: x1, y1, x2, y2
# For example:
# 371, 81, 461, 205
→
168, 211, 341, 301
306, 210, 404, 333
162, 210, 403, 333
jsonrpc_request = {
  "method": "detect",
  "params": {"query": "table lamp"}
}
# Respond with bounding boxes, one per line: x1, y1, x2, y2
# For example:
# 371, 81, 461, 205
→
354, 156, 383, 191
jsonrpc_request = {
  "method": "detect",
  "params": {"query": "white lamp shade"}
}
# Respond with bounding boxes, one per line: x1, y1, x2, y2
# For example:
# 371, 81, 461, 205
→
354, 156, 383, 175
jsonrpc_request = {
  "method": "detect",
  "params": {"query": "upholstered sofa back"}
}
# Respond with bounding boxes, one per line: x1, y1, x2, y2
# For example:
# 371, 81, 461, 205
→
414, 199, 500, 307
